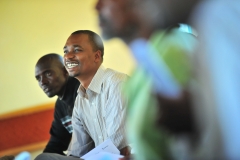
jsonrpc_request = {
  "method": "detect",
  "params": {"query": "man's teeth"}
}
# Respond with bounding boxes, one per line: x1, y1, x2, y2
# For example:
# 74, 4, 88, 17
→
66, 62, 78, 68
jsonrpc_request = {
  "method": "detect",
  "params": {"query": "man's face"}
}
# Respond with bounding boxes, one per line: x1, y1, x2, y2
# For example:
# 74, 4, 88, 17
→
95, 0, 200, 40
63, 34, 100, 78
35, 61, 67, 98
95, 0, 136, 40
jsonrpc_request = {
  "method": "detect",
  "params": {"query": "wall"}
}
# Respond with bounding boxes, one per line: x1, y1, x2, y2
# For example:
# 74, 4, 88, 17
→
0, 0, 135, 115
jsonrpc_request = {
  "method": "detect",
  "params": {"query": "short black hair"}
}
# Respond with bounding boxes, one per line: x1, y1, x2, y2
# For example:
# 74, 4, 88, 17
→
36, 53, 64, 69
71, 30, 104, 60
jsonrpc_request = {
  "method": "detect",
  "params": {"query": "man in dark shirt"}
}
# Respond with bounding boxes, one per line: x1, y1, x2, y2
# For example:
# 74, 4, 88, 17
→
35, 53, 79, 155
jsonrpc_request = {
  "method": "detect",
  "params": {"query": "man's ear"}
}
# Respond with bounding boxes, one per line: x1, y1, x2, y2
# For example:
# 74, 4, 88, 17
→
94, 50, 102, 62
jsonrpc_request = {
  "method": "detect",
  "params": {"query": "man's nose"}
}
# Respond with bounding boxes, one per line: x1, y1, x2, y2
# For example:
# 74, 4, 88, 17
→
64, 51, 75, 59
39, 76, 48, 86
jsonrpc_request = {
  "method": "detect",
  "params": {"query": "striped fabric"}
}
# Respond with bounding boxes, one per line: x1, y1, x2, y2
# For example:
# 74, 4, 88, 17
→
68, 65, 129, 157
60, 115, 73, 133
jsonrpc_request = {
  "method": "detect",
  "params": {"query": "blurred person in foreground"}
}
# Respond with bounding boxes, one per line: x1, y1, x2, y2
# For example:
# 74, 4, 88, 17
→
96, 0, 240, 159
35, 53, 80, 154
189, 1, 240, 159
95, 0, 199, 159
35, 30, 130, 160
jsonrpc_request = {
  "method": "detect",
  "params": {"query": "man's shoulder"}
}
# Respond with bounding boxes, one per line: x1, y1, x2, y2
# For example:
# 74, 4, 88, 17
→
55, 98, 68, 110
62, 76, 79, 106
54, 98, 72, 118
67, 76, 80, 87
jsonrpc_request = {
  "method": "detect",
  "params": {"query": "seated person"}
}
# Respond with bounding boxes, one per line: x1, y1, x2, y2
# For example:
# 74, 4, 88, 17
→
35, 30, 130, 160
35, 53, 80, 155
0, 54, 80, 160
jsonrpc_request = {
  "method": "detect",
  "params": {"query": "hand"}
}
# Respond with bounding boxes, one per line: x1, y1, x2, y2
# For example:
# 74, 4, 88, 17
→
120, 146, 131, 156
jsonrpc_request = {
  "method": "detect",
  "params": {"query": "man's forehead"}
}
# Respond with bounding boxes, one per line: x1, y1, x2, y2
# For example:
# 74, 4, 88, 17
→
64, 34, 89, 48
67, 34, 88, 42
35, 61, 55, 73
64, 44, 81, 49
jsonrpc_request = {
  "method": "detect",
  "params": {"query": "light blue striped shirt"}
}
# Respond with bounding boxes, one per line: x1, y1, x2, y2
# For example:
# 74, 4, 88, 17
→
68, 65, 129, 157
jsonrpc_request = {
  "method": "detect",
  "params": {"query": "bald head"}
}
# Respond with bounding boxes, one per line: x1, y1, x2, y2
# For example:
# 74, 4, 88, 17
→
36, 53, 64, 69
35, 53, 68, 98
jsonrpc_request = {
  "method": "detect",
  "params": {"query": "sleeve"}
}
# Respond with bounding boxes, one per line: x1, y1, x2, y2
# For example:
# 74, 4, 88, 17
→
43, 99, 72, 155
67, 99, 95, 157
105, 80, 128, 150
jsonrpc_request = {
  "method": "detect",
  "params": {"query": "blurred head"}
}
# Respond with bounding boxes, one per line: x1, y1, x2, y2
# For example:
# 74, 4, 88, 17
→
95, 0, 137, 41
63, 30, 104, 79
95, 0, 200, 42
35, 53, 68, 98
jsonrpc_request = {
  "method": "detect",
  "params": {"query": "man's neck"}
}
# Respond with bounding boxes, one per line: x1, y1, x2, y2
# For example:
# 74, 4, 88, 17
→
76, 69, 99, 90
78, 77, 93, 90
57, 77, 69, 99
123, 26, 154, 45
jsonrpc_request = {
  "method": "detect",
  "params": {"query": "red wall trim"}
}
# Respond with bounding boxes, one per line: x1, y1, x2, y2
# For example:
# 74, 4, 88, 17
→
0, 103, 54, 156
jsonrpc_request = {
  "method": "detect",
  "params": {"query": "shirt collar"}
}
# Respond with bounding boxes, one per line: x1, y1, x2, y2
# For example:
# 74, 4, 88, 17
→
59, 77, 69, 100
77, 65, 105, 97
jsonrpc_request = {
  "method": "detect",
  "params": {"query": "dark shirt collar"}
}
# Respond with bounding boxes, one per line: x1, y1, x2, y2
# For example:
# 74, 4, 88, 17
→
60, 76, 80, 108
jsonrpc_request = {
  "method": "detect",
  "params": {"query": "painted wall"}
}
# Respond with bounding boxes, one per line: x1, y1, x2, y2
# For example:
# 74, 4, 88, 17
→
0, 0, 135, 115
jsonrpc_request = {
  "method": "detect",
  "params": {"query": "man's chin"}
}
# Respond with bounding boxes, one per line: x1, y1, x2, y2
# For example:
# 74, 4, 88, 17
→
44, 90, 55, 98
46, 93, 55, 98
101, 30, 115, 40
101, 29, 130, 42
69, 72, 79, 78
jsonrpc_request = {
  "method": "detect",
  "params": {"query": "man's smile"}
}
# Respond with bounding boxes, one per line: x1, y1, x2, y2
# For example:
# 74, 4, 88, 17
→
65, 61, 79, 69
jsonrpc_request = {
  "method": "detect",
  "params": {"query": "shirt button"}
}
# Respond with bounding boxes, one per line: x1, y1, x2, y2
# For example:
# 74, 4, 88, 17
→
94, 119, 97, 122
99, 136, 102, 139
92, 102, 95, 105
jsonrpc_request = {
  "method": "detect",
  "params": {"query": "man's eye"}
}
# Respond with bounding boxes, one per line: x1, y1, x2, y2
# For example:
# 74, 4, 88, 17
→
74, 48, 82, 52
36, 77, 40, 81
46, 72, 52, 76
63, 50, 68, 54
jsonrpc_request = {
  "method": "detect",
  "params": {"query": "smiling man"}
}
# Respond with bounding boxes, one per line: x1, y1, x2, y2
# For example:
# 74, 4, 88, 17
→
35, 30, 130, 160
64, 30, 130, 157
35, 53, 80, 155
